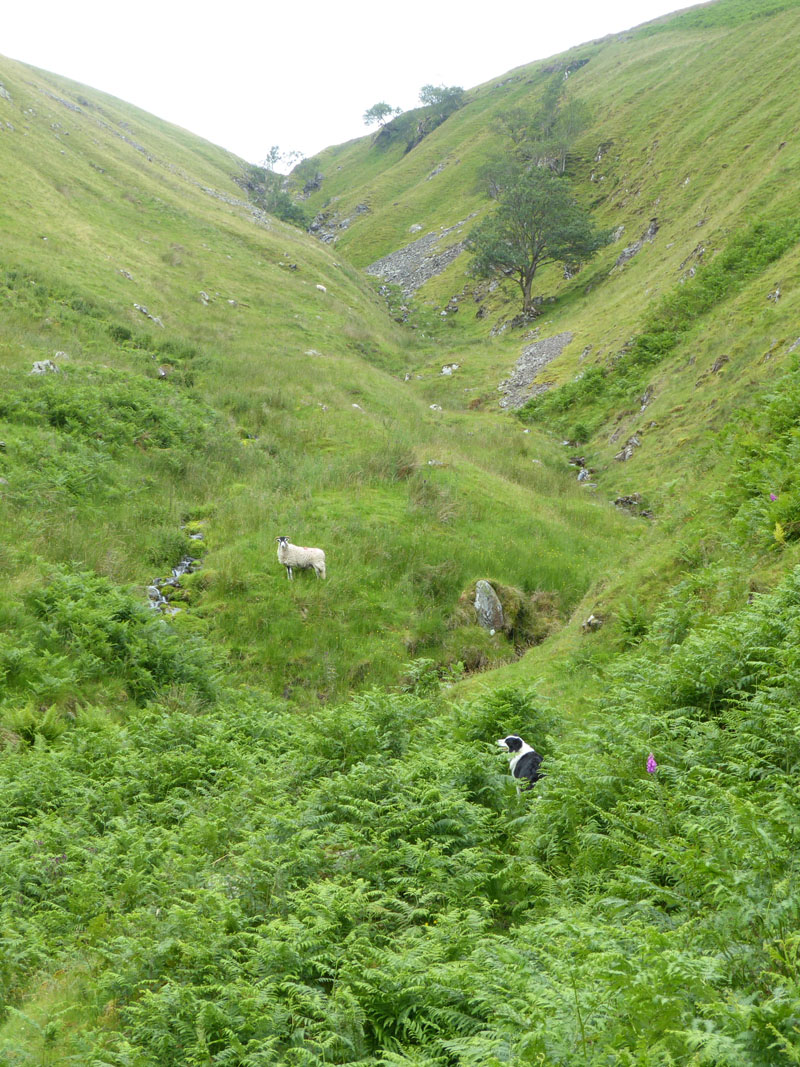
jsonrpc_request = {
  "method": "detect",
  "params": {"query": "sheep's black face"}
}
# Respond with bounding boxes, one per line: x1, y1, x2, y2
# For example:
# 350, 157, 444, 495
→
276, 536, 289, 547
497, 735, 524, 753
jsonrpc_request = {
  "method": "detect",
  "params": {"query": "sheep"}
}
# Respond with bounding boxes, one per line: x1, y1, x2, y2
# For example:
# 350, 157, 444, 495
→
275, 536, 326, 580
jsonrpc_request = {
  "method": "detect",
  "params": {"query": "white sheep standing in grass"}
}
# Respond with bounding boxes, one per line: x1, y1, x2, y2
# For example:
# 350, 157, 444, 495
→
275, 536, 326, 580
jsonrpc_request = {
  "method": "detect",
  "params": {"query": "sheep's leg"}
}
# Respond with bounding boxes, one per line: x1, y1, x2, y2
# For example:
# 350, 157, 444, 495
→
285, 565, 293, 580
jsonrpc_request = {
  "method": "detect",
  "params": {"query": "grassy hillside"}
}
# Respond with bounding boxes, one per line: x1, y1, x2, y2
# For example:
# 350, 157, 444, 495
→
300, 0, 800, 417
0, 55, 636, 703
4, 0, 800, 1061
297, 0, 800, 682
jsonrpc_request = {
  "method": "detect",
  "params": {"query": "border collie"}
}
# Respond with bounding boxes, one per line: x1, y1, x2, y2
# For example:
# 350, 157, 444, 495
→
496, 735, 543, 789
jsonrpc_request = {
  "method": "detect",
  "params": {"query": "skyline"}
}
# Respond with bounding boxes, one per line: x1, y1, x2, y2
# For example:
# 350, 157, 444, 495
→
4, 1, 690, 166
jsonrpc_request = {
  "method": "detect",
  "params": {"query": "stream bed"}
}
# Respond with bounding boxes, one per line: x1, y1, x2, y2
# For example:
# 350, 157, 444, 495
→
146, 532, 204, 615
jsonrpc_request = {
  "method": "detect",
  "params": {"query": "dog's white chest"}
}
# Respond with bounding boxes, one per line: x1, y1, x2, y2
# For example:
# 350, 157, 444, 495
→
509, 744, 533, 774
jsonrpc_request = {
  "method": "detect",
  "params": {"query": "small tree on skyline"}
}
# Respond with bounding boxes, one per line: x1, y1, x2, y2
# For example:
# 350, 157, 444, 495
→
363, 102, 402, 128
263, 144, 303, 175
241, 146, 307, 227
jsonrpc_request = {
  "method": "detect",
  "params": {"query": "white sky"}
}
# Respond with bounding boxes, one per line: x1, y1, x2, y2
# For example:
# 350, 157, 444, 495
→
4, 0, 689, 167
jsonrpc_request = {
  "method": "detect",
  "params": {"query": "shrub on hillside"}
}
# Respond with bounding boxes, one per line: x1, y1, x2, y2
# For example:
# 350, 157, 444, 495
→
236, 162, 308, 228
372, 87, 465, 154
715, 356, 800, 547
35, 569, 219, 703
0, 570, 220, 734
0, 368, 219, 453
454, 684, 558, 747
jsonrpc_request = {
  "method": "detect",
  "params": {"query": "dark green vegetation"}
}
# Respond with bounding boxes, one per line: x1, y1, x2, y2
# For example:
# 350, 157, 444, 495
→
367, 85, 466, 156
3, 0, 800, 1060
467, 167, 608, 313
492, 71, 591, 178
466, 72, 603, 313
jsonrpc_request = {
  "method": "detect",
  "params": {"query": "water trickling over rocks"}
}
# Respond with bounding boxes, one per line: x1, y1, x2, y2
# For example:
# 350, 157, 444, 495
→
146, 532, 204, 615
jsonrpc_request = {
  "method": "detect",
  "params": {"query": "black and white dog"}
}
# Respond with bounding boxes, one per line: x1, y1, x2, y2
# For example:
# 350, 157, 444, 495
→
496, 735, 543, 790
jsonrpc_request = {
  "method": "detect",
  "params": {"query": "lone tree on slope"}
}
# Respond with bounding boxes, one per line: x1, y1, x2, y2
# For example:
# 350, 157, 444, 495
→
363, 102, 402, 128
467, 166, 609, 315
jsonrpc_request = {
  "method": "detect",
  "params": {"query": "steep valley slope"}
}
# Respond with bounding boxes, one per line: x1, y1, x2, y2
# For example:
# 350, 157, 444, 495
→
3, 0, 800, 1061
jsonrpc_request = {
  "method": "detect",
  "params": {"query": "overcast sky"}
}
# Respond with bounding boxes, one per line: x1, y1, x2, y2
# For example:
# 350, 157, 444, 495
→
4, 0, 689, 166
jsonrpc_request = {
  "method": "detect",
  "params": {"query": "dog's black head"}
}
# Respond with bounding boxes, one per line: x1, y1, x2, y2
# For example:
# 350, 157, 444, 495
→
496, 735, 524, 753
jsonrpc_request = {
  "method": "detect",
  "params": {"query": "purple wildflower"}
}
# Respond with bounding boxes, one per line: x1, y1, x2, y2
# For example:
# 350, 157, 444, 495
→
770, 493, 777, 502
647, 753, 658, 775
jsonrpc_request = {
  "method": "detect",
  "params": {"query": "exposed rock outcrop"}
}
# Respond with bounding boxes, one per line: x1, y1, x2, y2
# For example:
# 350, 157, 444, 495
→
365, 216, 476, 295
308, 202, 370, 243
474, 580, 505, 632
30, 360, 59, 375
133, 303, 164, 328
614, 435, 641, 461
451, 580, 560, 649
299, 172, 323, 198
612, 218, 659, 271
614, 493, 653, 518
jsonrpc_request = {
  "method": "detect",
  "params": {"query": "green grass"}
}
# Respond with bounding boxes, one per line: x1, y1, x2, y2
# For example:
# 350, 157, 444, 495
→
639, 0, 799, 32
5, 0, 800, 1060
0, 54, 637, 708
6, 569, 800, 1063
519, 214, 800, 435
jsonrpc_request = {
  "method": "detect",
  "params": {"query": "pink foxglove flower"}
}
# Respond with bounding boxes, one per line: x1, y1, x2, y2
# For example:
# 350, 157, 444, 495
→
647, 753, 658, 774
770, 493, 777, 501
